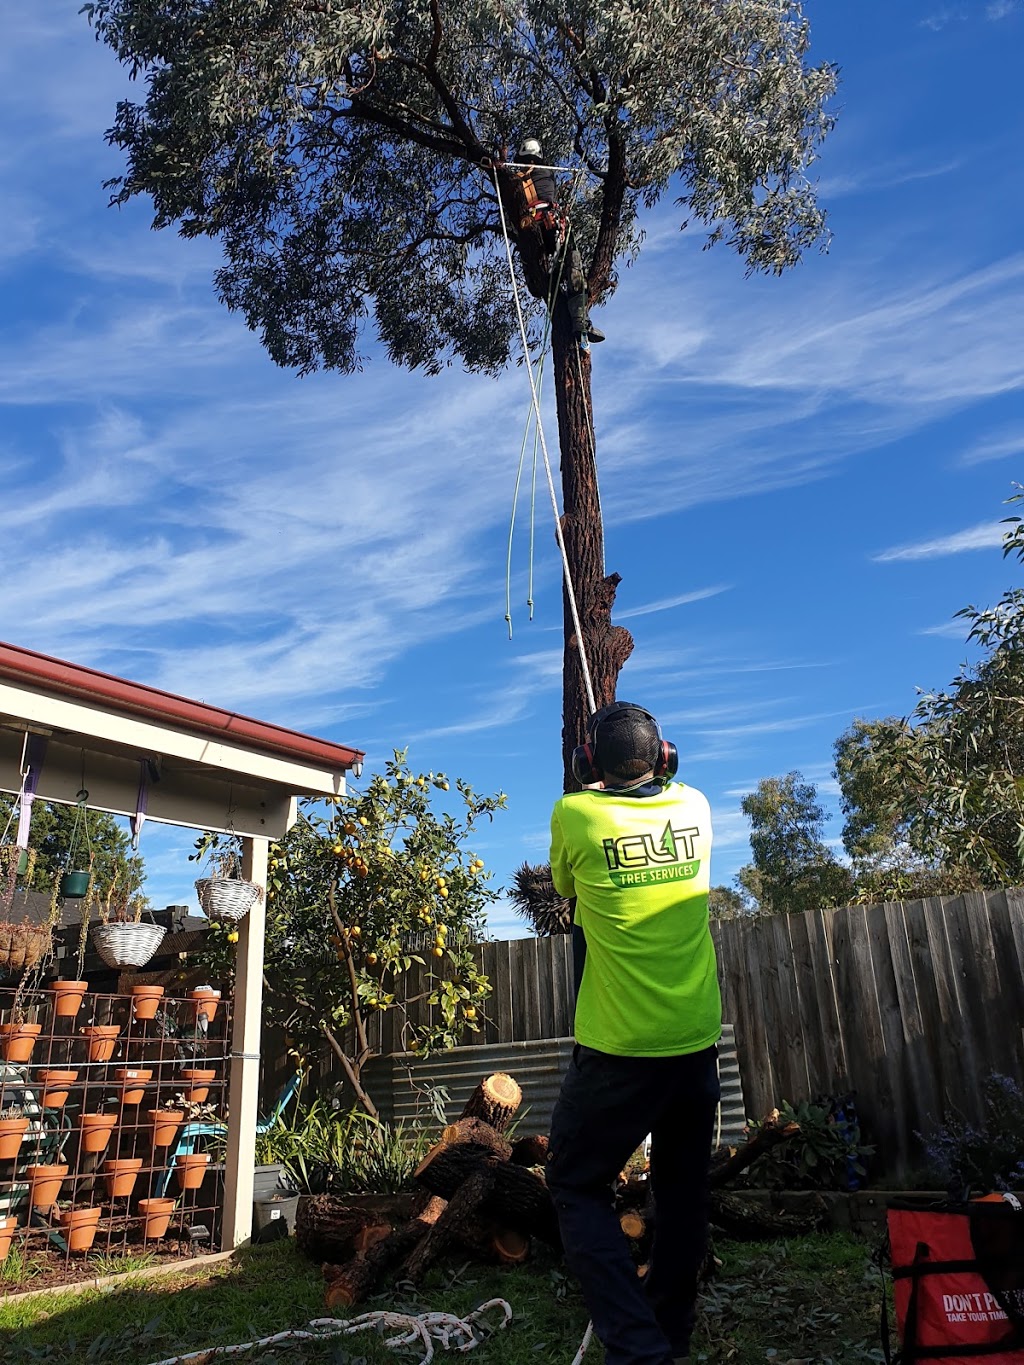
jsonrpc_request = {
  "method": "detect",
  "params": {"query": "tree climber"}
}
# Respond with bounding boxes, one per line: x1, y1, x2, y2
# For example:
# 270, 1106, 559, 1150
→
516, 139, 605, 352
546, 702, 722, 1365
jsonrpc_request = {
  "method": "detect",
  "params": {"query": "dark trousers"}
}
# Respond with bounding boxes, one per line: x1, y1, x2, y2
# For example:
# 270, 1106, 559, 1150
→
547, 1044, 721, 1365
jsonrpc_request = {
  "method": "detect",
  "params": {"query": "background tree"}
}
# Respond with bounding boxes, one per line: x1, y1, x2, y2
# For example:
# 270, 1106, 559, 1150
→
738, 772, 851, 915
833, 486, 1024, 890
199, 752, 504, 1116
0, 796, 144, 898
86, 0, 836, 788
708, 884, 748, 920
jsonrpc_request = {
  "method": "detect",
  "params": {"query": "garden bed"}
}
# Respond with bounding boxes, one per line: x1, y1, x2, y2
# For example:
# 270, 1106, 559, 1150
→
736, 1188, 947, 1236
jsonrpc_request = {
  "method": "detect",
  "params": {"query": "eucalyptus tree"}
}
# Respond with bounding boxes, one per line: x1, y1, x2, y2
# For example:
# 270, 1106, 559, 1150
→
86, 0, 836, 787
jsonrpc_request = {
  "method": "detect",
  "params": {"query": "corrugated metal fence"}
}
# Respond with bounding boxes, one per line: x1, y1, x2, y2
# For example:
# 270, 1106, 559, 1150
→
360, 1026, 747, 1147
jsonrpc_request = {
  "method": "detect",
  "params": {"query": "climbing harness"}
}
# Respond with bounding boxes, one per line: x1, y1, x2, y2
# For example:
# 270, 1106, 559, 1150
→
143, 1300, 513, 1365
492, 163, 597, 714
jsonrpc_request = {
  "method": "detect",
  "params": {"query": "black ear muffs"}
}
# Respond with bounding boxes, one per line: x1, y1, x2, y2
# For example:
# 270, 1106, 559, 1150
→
571, 702, 678, 787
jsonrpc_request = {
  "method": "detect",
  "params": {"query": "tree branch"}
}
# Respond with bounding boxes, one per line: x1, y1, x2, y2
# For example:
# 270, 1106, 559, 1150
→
321, 1021, 379, 1117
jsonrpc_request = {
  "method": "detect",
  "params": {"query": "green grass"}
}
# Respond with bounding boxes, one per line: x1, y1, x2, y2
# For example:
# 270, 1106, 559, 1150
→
0, 1233, 889, 1365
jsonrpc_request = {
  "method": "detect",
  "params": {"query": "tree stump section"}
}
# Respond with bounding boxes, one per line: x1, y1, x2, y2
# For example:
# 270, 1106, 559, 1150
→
414, 1144, 561, 1246
296, 1195, 403, 1263
458, 1073, 523, 1133
510, 1134, 549, 1167
324, 1195, 447, 1309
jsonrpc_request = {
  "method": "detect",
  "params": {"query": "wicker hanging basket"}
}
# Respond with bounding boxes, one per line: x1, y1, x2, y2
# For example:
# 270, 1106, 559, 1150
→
0, 921, 51, 974
90, 921, 166, 970
195, 876, 262, 923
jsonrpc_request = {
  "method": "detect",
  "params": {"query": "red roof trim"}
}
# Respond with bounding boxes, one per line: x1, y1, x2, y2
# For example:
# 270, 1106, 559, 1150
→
0, 641, 363, 773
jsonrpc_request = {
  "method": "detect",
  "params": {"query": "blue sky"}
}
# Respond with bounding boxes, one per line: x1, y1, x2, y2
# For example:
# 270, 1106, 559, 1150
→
1, 4, 1022, 937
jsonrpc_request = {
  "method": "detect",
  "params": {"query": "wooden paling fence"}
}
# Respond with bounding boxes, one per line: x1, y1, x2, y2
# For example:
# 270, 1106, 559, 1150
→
276, 888, 1024, 1177
712, 888, 1024, 1176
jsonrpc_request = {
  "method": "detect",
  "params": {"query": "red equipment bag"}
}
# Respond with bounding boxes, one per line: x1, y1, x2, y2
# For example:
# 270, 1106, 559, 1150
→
885, 1197, 1024, 1364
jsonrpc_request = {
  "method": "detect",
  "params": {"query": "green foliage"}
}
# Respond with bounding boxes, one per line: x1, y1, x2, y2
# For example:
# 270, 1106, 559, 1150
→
708, 884, 748, 920
920, 1073, 1024, 1197
739, 773, 853, 915
84, 0, 836, 377
833, 486, 1024, 892
0, 797, 143, 897
200, 751, 505, 1112
253, 1100, 435, 1195
746, 1098, 874, 1191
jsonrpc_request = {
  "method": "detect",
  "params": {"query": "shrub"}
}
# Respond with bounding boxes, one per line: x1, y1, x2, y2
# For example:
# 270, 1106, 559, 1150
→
920, 1073, 1024, 1196
745, 1095, 874, 1191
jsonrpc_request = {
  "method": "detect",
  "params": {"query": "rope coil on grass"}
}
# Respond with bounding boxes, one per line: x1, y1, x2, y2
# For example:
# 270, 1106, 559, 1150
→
142, 1299, 513, 1365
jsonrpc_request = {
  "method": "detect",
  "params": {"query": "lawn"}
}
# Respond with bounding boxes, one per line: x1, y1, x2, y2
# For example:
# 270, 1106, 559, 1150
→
0, 1233, 889, 1365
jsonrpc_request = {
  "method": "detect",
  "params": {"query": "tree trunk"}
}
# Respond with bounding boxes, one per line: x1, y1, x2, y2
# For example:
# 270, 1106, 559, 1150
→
415, 1147, 561, 1247
550, 307, 634, 790
458, 1073, 523, 1133
323, 1194, 447, 1309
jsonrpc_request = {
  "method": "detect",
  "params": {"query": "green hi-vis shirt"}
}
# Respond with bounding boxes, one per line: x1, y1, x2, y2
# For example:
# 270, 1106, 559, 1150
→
550, 782, 722, 1058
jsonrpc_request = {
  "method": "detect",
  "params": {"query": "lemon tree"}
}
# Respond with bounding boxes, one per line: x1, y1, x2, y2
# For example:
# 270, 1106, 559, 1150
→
254, 751, 504, 1116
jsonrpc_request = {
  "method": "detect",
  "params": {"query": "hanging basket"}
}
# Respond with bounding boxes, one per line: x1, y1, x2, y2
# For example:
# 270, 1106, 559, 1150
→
195, 876, 262, 923
91, 921, 166, 970
0, 921, 51, 974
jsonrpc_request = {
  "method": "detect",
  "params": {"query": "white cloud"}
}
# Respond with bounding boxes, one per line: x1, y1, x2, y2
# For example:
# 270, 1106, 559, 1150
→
918, 620, 969, 639
960, 427, 1024, 465
987, 1, 1017, 18
616, 585, 731, 619
872, 521, 1006, 562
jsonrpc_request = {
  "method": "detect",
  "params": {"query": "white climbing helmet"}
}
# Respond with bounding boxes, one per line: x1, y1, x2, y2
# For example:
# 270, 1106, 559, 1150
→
520, 138, 542, 158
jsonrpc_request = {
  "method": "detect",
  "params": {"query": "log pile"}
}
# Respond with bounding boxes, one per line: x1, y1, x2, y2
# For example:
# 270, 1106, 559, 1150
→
303, 1074, 816, 1309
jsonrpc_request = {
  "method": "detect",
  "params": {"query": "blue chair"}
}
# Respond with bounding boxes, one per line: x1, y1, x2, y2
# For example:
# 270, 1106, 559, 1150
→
155, 1069, 303, 1196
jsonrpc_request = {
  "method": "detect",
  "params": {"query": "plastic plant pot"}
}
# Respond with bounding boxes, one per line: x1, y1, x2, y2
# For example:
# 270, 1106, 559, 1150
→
173, 1152, 211, 1191
0, 1022, 42, 1063
179, 1068, 217, 1104
38, 1069, 79, 1109
189, 989, 221, 1023
58, 1206, 102, 1254
129, 984, 164, 1020
59, 870, 91, 899
0, 1117, 29, 1160
26, 1163, 68, 1211
50, 980, 89, 1018
79, 1112, 118, 1153
102, 1157, 144, 1199
81, 1024, 121, 1062
115, 1067, 153, 1105
0, 1214, 16, 1261
148, 1110, 184, 1148
138, 1197, 175, 1240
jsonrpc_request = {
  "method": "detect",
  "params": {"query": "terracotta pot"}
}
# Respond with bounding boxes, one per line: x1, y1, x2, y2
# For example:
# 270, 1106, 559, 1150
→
130, 985, 164, 1020
81, 1024, 121, 1063
58, 1205, 102, 1254
0, 1022, 42, 1063
38, 1068, 79, 1109
27, 1163, 68, 1210
103, 1157, 144, 1199
0, 1214, 16, 1262
189, 989, 221, 1023
0, 1116, 29, 1160
115, 1066, 153, 1105
179, 1068, 217, 1104
173, 1152, 210, 1191
79, 1111, 118, 1153
50, 980, 89, 1018
138, 1197, 175, 1239
148, 1109, 184, 1147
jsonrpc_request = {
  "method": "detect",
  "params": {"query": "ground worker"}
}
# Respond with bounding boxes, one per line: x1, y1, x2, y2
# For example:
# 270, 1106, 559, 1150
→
516, 139, 605, 352
546, 701, 722, 1365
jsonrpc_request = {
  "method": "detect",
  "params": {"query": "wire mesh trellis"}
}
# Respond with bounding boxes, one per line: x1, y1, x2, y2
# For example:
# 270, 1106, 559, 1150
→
0, 982, 233, 1290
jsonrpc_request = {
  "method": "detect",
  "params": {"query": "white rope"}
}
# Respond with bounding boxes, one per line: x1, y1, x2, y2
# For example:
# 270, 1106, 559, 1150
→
491, 166, 597, 715
571, 1321, 595, 1365
143, 1299, 513, 1365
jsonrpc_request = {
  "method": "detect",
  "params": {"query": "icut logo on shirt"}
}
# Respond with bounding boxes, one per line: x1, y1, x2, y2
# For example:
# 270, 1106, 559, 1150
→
601, 821, 702, 888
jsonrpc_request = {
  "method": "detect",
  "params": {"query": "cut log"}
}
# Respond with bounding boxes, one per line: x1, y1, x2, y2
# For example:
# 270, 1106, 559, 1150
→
458, 1073, 523, 1133
324, 1195, 446, 1309
415, 1147, 560, 1246
296, 1195, 409, 1263
402, 1168, 496, 1283
352, 1221, 392, 1254
619, 1210, 646, 1240
709, 1189, 824, 1239
510, 1135, 549, 1167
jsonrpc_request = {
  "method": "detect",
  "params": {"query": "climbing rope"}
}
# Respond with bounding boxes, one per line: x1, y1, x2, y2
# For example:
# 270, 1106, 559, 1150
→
143, 1299, 513, 1365
504, 168, 585, 638
492, 165, 597, 715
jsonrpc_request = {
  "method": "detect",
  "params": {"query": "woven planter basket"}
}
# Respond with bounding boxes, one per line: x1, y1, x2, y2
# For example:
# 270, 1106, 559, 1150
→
91, 921, 166, 970
0, 921, 51, 973
195, 877, 262, 923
